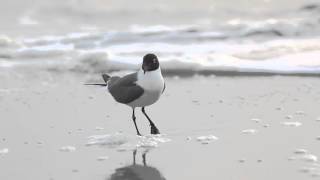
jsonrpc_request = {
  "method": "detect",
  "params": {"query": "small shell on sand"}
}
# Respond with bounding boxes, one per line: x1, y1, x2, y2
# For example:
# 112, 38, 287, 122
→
302, 154, 318, 162
197, 135, 218, 141
288, 156, 297, 161
88, 95, 94, 99
295, 111, 306, 115
281, 121, 302, 127
196, 135, 218, 144
0, 148, 9, 155
251, 118, 261, 123
263, 124, 270, 128
95, 127, 104, 131
294, 149, 308, 154
241, 129, 257, 134
290, 149, 318, 163
59, 146, 76, 152
285, 115, 293, 119
116, 148, 127, 152
97, 156, 109, 161
299, 167, 315, 173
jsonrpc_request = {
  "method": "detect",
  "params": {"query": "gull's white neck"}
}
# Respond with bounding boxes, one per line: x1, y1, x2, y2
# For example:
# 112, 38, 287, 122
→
138, 67, 162, 76
136, 67, 164, 91
127, 67, 164, 107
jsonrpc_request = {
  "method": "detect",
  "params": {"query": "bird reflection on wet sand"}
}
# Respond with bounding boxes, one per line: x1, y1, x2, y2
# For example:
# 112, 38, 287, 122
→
108, 150, 166, 180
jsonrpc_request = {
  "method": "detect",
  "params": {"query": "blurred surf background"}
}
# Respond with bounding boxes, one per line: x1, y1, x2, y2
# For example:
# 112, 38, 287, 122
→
1, 0, 320, 76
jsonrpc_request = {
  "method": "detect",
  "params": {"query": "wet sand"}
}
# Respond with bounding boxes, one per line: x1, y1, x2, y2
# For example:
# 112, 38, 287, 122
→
1, 0, 320, 179
1, 71, 320, 179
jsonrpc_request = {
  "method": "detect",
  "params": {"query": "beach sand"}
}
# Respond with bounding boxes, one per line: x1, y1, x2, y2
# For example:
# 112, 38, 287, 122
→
1, 0, 320, 179
1, 70, 320, 180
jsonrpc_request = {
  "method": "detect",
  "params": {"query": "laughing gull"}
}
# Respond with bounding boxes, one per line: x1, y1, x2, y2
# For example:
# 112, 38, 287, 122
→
86, 54, 165, 136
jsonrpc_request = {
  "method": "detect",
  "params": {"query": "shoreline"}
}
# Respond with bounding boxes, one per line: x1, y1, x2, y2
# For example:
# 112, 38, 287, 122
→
1, 74, 320, 179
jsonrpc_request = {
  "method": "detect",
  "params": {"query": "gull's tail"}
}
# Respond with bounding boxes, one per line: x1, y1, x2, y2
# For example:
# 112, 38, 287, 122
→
102, 74, 110, 83
84, 74, 110, 86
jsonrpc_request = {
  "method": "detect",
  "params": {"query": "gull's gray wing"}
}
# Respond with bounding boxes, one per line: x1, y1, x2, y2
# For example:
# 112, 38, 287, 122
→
107, 73, 144, 104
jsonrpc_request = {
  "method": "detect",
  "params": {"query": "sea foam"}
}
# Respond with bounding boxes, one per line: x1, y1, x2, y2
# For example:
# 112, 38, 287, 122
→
86, 133, 170, 151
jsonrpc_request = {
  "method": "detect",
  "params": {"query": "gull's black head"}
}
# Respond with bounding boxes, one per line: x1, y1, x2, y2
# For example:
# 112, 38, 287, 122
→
142, 53, 159, 74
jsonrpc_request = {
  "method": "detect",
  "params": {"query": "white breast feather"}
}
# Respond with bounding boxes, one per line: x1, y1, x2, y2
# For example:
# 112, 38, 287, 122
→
127, 68, 164, 107
136, 68, 164, 92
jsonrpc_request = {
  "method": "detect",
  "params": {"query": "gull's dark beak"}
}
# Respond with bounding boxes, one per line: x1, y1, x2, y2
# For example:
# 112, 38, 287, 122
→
142, 64, 147, 74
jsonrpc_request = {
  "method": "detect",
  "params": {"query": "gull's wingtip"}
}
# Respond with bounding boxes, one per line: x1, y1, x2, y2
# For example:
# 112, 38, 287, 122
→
102, 74, 110, 83
84, 73, 110, 87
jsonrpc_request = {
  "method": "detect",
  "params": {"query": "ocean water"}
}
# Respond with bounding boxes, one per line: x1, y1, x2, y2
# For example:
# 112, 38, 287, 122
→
0, 0, 320, 76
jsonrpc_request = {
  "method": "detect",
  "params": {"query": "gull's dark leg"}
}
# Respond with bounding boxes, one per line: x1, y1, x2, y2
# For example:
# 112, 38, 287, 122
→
133, 149, 137, 165
132, 108, 141, 136
142, 152, 147, 166
141, 107, 160, 134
